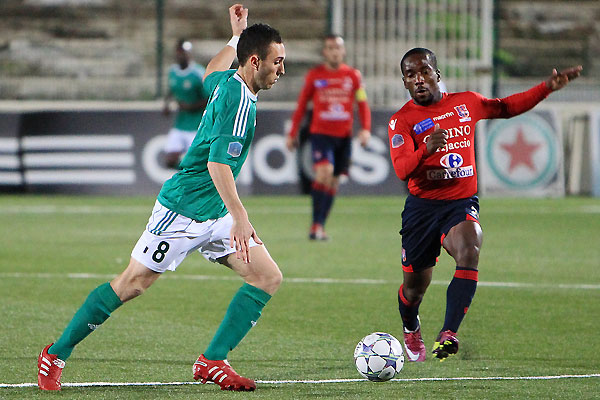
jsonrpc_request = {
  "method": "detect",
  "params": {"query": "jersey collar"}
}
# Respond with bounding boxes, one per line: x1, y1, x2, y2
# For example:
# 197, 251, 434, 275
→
233, 73, 258, 102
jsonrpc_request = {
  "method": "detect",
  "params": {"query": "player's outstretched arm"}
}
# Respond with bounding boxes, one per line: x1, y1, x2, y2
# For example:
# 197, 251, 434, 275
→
204, 4, 248, 79
545, 66, 582, 91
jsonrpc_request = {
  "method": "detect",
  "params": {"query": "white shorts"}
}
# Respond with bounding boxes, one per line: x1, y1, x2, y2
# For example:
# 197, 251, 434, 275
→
163, 128, 196, 153
131, 201, 258, 273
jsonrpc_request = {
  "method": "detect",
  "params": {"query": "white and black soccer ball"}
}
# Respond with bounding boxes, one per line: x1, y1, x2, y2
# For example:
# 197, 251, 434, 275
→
354, 332, 404, 382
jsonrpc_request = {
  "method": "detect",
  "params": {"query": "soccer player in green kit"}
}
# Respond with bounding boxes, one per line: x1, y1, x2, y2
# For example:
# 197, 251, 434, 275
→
38, 4, 285, 392
162, 38, 209, 168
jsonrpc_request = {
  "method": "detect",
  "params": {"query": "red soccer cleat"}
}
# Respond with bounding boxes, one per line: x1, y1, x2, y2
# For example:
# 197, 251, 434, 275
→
193, 354, 256, 391
37, 344, 65, 391
403, 326, 426, 362
432, 330, 459, 361
309, 223, 329, 241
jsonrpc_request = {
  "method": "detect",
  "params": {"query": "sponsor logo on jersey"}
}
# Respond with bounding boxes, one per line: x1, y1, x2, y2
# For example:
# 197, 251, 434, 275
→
433, 111, 455, 121
454, 104, 471, 122
342, 77, 353, 91
427, 165, 474, 180
227, 141, 243, 157
413, 118, 434, 135
389, 119, 397, 131
440, 153, 464, 168
314, 79, 328, 88
391, 134, 404, 148
320, 103, 350, 121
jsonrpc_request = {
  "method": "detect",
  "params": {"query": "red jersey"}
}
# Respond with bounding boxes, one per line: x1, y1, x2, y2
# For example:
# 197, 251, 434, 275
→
288, 63, 371, 139
388, 82, 552, 200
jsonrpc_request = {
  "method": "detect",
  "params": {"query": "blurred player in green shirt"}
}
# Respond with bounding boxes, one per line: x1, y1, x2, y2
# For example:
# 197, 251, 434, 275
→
38, 4, 285, 392
162, 39, 209, 168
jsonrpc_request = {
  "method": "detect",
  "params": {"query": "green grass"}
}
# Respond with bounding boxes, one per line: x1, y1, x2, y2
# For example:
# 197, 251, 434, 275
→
1, 195, 599, 399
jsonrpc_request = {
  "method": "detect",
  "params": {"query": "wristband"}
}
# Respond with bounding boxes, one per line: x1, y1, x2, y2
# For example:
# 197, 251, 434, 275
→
227, 35, 240, 50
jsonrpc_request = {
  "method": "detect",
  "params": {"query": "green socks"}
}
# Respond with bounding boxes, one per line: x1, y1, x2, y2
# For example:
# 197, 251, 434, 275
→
48, 282, 270, 362
49, 282, 123, 361
203, 283, 272, 360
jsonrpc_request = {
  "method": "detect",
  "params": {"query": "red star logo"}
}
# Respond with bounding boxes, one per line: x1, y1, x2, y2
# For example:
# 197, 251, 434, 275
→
500, 128, 541, 173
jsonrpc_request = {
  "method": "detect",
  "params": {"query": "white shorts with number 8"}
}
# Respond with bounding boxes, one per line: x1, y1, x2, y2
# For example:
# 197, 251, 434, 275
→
131, 200, 258, 273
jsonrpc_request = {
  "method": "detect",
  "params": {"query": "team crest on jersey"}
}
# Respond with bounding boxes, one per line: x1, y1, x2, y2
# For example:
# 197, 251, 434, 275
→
314, 79, 328, 88
391, 134, 404, 148
454, 104, 471, 122
413, 118, 434, 135
227, 141, 243, 157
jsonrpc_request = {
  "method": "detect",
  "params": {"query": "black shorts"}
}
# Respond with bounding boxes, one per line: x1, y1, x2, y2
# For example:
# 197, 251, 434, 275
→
400, 194, 480, 272
310, 133, 352, 176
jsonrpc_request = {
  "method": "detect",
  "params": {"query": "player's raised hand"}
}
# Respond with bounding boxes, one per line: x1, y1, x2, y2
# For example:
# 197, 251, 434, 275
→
545, 66, 582, 91
426, 123, 447, 155
229, 4, 248, 36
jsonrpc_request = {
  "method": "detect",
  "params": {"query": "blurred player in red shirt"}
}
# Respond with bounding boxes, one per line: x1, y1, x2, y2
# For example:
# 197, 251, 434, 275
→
286, 35, 371, 240
389, 48, 581, 362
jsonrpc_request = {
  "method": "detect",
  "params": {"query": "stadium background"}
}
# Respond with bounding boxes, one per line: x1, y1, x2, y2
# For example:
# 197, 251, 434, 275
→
1, 0, 599, 197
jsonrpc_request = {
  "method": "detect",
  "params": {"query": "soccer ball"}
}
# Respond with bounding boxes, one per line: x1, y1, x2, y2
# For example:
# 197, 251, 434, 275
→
354, 332, 404, 382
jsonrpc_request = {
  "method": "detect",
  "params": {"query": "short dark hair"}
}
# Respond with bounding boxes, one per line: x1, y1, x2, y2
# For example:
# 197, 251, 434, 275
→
400, 48, 438, 75
237, 23, 283, 66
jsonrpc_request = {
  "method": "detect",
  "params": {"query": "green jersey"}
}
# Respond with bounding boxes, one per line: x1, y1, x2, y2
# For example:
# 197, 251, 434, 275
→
158, 69, 258, 221
168, 62, 209, 132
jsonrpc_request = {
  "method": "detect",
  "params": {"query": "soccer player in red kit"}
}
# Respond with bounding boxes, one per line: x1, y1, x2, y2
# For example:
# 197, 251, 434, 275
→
286, 34, 371, 240
389, 48, 581, 362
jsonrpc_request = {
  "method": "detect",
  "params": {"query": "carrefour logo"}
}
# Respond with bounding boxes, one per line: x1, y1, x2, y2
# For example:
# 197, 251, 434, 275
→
440, 153, 463, 168
485, 114, 558, 188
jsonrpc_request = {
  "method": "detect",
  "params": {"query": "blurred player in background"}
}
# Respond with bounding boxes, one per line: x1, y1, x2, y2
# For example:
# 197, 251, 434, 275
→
162, 39, 209, 168
38, 4, 285, 392
388, 47, 581, 362
286, 34, 371, 241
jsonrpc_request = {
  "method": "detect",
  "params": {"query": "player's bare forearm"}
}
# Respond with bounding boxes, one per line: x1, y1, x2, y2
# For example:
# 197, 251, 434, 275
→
204, 4, 248, 79
208, 161, 260, 262
207, 161, 247, 221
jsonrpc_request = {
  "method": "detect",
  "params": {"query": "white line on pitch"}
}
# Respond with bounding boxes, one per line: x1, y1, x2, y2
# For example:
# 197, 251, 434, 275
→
0, 272, 599, 290
2, 374, 599, 388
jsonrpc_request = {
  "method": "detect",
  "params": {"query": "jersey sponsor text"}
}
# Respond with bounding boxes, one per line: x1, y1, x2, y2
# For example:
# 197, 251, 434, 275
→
427, 165, 474, 180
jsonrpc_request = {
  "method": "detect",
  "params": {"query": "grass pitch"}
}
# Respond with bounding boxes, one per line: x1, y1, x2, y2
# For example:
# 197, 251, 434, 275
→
1, 195, 599, 399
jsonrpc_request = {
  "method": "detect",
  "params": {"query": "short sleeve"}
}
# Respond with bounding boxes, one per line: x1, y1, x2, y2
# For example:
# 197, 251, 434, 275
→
203, 70, 230, 97
208, 135, 246, 167
206, 86, 249, 167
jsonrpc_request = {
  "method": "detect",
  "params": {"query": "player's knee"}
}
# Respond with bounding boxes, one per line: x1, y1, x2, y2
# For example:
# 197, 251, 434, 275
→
456, 244, 480, 269
402, 285, 426, 303
264, 267, 283, 294
248, 265, 282, 295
